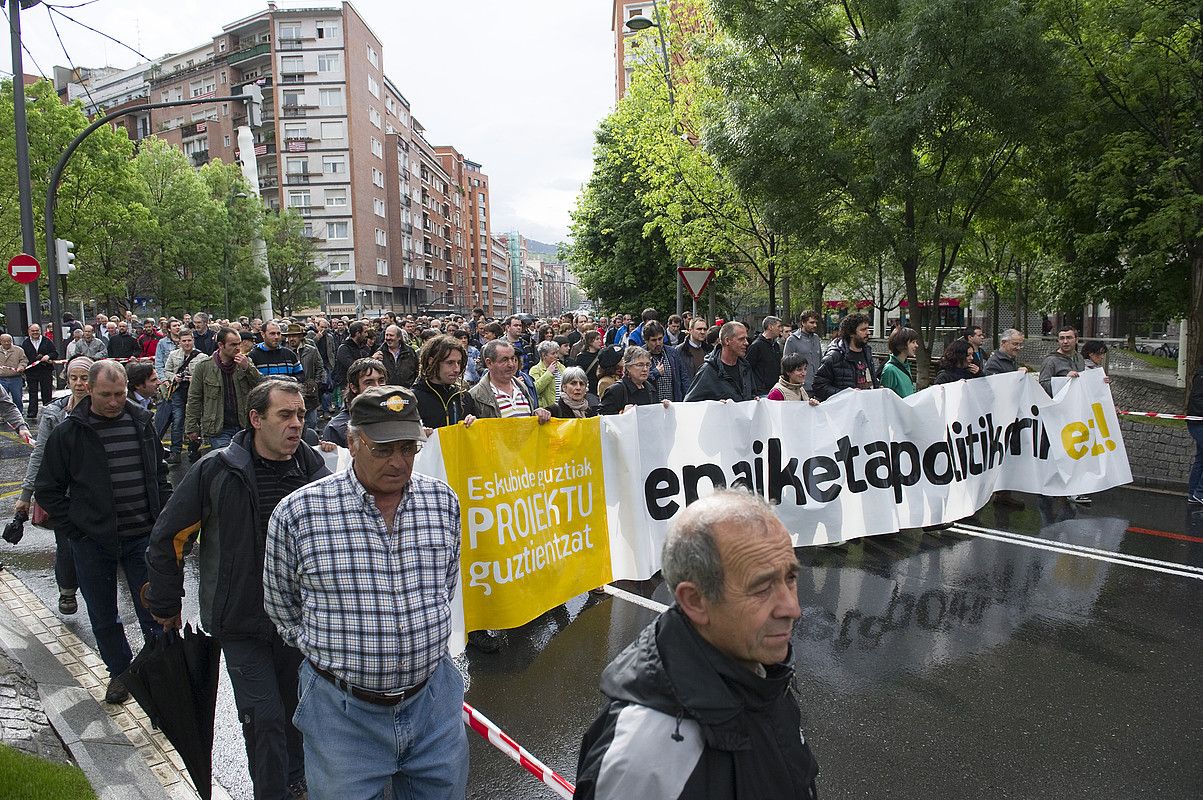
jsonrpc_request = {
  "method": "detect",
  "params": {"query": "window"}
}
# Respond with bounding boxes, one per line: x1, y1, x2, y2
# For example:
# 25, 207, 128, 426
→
368, 107, 381, 128
318, 53, 340, 72
280, 55, 303, 74
302, 222, 314, 238
326, 188, 347, 207
327, 255, 349, 275
189, 79, 215, 97
316, 20, 340, 39
279, 22, 301, 40
286, 157, 307, 175
373, 198, 386, 217
282, 90, 303, 107
288, 190, 310, 208
371, 137, 383, 158
327, 221, 348, 240
367, 45, 378, 67
320, 120, 344, 140
223, 135, 231, 147
375, 229, 387, 246
372, 168, 384, 188
376, 258, 388, 276
322, 155, 346, 175
319, 87, 343, 108
367, 75, 380, 98
284, 123, 307, 139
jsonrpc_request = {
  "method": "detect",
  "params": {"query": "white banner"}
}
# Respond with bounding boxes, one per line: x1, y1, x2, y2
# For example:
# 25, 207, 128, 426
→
600, 370, 1130, 580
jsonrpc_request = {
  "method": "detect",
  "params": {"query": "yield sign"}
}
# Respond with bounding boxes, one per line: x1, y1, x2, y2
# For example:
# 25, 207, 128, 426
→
677, 267, 714, 301
7, 254, 40, 285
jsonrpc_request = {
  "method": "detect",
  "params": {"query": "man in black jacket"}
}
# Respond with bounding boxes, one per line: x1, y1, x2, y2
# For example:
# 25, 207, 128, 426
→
106, 320, 139, 359
812, 313, 879, 400
20, 323, 57, 417
333, 321, 371, 395
374, 324, 418, 387
145, 380, 328, 800
34, 360, 171, 704
576, 490, 819, 800
682, 322, 754, 402
744, 316, 783, 397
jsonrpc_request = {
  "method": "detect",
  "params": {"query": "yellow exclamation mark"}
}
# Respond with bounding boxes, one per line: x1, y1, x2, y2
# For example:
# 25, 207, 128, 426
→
1091, 402, 1116, 454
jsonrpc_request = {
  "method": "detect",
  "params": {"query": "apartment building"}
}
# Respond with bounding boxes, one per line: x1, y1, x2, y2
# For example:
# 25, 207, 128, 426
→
612, 0, 662, 101
54, 1, 496, 316
489, 234, 512, 316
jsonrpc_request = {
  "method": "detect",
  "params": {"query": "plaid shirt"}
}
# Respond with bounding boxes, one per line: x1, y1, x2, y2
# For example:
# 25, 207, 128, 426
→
264, 467, 460, 692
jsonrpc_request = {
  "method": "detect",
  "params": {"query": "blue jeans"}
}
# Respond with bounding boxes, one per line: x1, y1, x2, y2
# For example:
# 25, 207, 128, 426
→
293, 655, 468, 800
0, 376, 23, 414
208, 425, 241, 451
168, 390, 187, 455
71, 533, 162, 676
1189, 422, 1203, 498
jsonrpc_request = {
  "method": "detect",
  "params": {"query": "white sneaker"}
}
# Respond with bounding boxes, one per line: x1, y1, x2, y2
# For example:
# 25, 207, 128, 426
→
1071, 495, 1092, 505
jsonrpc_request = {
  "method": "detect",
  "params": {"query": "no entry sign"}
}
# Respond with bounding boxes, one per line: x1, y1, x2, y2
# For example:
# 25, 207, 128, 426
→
7, 254, 40, 285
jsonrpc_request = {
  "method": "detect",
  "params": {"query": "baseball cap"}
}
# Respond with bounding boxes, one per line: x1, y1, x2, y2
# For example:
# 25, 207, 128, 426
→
350, 386, 427, 443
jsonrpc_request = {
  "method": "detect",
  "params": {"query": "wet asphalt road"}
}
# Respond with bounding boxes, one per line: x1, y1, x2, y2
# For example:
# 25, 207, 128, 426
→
1, 429, 1201, 800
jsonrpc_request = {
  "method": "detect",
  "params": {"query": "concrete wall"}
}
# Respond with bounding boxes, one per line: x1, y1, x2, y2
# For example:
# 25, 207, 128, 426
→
1119, 418, 1194, 491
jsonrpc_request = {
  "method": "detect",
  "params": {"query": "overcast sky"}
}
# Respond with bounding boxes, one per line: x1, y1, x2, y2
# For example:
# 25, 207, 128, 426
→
2, 0, 617, 244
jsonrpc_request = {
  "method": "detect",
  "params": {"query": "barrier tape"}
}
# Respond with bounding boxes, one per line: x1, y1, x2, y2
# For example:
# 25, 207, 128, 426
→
462, 701, 575, 799
1118, 411, 1202, 422
47, 356, 153, 366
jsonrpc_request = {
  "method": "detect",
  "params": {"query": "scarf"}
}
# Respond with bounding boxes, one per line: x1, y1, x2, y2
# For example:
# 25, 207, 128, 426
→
561, 394, 591, 418
216, 353, 239, 416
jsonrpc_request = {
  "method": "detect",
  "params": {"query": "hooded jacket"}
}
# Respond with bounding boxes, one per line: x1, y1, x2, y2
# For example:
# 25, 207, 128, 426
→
34, 397, 171, 558
144, 428, 329, 639
683, 347, 755, 403
413, 378, 478, 429
811, 338, 879, 400
575, 606, 819, 800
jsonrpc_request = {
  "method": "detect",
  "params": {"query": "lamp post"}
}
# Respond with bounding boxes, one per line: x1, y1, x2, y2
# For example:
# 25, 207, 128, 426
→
626, 1, 684, 319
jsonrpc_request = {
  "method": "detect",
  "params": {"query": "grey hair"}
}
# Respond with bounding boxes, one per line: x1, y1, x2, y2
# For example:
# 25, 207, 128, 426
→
999, 328, 1023, 343
719, 321, 747, 345
537, 339, 560, 358
89, 359, 127, 386
622, 345, 650, 365
561, 366, 588, 385
762, 316, 781, 331
661, 490, 779, 602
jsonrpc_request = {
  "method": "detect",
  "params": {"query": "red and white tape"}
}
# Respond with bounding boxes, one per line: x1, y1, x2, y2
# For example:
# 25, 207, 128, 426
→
1118, 411, 1203, 422
462, 701, 575, 799
50, 356, 153, 365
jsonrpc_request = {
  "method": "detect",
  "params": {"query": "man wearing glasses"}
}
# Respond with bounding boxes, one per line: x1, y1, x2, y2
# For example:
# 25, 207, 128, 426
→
265, 385, 468, 799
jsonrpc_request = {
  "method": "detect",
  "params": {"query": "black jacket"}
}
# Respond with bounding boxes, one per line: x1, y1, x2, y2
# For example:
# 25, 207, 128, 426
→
934, 366, 976, 385
144, 429, 329, 639
811, 338, 879, 400
745, 334, 783, 396
598, 376, 655, 415
576, 606, 819, 800
334, 340, 371, 386
413, 378, 478, 429
34, 398, 171, 558
21, 336, 57, 377
379, 345, 418, 388
191, 327, 218, 356
683, 348, 755, 403
550, 398, 598, 419
106, 331, 139, 359
1188, 366, 1203, 417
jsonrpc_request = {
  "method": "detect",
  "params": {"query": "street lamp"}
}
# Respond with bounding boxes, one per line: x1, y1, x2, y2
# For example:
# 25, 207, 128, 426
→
626, 1, 684, 317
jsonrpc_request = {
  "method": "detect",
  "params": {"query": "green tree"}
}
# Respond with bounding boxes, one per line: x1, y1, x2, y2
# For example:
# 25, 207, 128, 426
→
199, 162, 269, 319
705, 0, 1063, 382
1041, 0, 1201, 371
262, 209, 319, 317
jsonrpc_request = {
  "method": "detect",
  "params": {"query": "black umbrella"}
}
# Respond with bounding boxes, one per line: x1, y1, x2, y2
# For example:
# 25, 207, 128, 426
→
120, 625, 220, 799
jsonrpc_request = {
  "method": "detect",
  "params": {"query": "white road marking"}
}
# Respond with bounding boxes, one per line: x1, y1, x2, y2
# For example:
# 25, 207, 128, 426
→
955, 522, 1203, 576
951, 525, 1203, 582
603, 584, 669, 613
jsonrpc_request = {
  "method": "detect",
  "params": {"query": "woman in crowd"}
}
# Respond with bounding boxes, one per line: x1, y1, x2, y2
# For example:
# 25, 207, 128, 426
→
879, 327, 920, 397
766, 353, 820, 405
596, 345, 624, 398
934, 339, 975, 384
550, 367, 598, 419
529, 340, 564, 408
599, 346, 657, 415
454, 329, 481, 384
574, 330, 604, 396
1082, 340, 1108, 370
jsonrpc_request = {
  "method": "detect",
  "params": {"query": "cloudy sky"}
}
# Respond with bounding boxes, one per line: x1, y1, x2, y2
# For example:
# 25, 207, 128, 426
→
2, 0, 618, 244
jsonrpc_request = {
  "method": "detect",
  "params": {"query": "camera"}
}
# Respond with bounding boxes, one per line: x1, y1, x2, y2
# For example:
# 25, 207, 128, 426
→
3, 510, 27, 545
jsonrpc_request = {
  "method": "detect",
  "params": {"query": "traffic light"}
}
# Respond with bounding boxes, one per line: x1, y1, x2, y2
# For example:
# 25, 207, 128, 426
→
55, 238, 75, 275
241, 83, 263, 128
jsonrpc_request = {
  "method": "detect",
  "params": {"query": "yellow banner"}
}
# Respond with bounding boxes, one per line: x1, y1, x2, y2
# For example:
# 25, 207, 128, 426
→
438, 417, 611, 631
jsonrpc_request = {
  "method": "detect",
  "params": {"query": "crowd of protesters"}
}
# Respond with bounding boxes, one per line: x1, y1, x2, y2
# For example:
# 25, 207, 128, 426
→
3, 301, 1189, 800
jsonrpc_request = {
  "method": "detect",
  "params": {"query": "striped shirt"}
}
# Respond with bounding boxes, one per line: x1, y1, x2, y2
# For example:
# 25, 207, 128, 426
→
493, 381, 532, 418
264, 467, 460, 692
250, 344, 304, 380
651, 352, 674, 403
89, 411, 152, 538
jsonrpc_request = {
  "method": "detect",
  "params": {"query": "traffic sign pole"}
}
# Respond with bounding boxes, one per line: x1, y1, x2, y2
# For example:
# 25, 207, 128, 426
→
9, 0, 42, 329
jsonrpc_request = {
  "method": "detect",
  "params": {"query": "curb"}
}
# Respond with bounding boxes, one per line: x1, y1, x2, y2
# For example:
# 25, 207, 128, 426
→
0, 566, 231, 800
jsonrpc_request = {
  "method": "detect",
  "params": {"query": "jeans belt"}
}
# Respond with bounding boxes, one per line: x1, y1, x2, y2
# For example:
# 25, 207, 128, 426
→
309, 661, 429, 706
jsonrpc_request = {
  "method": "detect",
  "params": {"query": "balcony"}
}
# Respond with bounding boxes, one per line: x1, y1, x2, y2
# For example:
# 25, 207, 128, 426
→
401, 223, 413, 235
180, 122, 206, 139
260, 175, 279, 189
279, 72, 306, 84
228, 42, 271, 65
190, 149, 210, 166
277, 37, 304, 51
401, 195, 411, 207
285, 173, 310, 185
282, 137, 308, 153
282, 105, 307, 118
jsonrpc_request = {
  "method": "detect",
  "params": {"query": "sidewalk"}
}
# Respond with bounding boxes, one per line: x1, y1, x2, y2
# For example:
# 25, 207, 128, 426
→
0, 565, 227, 800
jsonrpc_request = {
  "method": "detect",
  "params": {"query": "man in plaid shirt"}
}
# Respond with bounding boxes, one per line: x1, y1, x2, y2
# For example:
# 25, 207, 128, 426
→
264, 385, 467, 800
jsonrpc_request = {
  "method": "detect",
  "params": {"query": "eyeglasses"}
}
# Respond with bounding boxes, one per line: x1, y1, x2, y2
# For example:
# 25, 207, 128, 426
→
363, 440, 422, 459
627, 361, 652, 368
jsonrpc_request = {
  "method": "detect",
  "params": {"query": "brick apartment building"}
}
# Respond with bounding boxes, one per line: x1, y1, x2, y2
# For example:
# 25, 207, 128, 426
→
53, 1, 510, 317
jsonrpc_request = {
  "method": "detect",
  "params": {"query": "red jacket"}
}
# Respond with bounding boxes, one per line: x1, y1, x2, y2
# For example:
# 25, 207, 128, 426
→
137, 331, 162, 359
